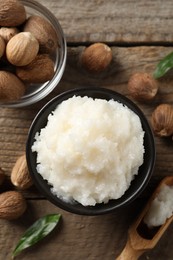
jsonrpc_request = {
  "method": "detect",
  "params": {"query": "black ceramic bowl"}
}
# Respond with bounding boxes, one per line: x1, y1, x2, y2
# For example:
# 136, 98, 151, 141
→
26, 87, 155, 215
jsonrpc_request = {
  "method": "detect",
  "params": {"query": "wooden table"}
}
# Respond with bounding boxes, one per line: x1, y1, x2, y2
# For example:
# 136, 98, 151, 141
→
1, 1, 173, 259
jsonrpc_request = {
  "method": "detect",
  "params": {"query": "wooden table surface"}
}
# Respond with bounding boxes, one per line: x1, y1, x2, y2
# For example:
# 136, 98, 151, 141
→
1, 1, 173, 259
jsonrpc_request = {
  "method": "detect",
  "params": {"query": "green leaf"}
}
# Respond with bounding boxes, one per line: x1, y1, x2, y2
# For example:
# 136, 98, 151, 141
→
12, 213, 61, 258
153, 51, 173, 79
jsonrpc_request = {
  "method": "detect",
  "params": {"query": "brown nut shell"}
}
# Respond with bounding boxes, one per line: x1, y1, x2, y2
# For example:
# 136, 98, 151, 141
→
0, 0, 26, 26
128, 72, 158, 102
16, 54, 55, 83
151, 104, 173, 137
0, 71, 26, 101
11, 154, 33, 190
6, 32, 39, 66
0, 27, 19, 43
23, 15, 58, 53
0, 191, 26, 220
81, 43, 112, 73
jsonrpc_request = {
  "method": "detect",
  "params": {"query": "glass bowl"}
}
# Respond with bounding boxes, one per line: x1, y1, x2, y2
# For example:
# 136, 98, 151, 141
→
0, 0, 66, 108
26, 87, 156, 215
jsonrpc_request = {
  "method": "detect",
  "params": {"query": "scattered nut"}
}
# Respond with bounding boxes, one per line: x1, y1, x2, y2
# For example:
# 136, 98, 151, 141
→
128, 72, 158, 102
11, 154, 33, 190
0, 0, 26, 26
0, 167, 5, 186
0, 191, 26, 220
0, 71, 25, 101
0, 36, 5, 58
16, 54, 55, 83
0, 27, 19, 43
151, 104, 173, 137
81, 43, 112, 73
24, 15, 58, 53
6, 32, 39, 66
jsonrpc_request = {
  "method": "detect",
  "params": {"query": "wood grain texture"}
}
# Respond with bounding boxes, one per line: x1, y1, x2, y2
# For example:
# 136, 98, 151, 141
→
37, 0, 173, 43
1, 1, 173, 259
1, 46, 173, 260
0, 199, 172, 260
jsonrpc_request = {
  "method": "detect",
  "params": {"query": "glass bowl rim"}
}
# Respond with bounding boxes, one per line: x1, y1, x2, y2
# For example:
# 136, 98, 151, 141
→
0, 0, 67, 108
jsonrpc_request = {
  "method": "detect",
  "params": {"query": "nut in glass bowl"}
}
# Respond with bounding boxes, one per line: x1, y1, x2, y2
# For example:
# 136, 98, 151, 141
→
0, 0, 66, 108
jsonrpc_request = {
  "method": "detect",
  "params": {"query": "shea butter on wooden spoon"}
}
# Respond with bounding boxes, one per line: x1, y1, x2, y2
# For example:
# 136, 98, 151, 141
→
144, 182, 173, 228
116, 176, 173, 260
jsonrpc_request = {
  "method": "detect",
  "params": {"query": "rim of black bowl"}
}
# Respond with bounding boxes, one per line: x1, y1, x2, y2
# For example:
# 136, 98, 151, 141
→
26, 87, 156, 216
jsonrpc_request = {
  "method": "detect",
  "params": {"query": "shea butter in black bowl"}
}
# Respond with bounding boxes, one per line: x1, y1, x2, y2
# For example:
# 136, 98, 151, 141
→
26, 87, 155, 215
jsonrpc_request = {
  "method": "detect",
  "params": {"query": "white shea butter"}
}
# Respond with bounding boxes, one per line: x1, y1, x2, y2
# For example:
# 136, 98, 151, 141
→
144, 184, 173, 228
32, 96, 145, 206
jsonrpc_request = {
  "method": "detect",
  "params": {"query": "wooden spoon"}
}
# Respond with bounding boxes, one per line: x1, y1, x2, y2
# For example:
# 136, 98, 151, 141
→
116, 176, 173, 260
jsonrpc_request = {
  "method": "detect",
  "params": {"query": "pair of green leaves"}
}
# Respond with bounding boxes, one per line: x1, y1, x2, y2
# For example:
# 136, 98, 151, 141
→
12, 213, 61, 258
153, 51, 173, 79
